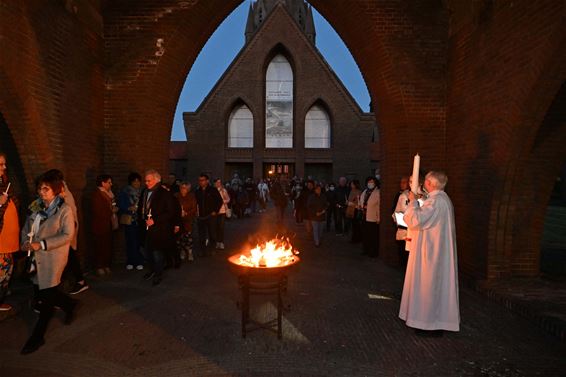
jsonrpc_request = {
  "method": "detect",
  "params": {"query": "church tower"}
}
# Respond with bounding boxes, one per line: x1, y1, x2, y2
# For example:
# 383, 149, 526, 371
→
245, 0, 316, 44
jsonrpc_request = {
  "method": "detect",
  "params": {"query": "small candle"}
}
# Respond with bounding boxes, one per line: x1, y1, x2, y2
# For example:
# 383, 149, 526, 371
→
3, 182, 11, 195
27, 232, 33, 257
411, 154, 420, 194
146, 208, 152, 230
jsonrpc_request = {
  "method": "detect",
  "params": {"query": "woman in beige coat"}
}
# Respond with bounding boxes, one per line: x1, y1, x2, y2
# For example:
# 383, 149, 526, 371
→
20, 173, 77, 355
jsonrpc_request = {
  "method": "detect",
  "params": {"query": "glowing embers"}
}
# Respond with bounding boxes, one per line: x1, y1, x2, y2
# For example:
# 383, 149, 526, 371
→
234, 237, 299, 268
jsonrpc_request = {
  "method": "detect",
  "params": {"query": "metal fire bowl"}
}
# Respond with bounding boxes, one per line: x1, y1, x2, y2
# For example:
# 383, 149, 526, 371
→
227, 254, 301, 276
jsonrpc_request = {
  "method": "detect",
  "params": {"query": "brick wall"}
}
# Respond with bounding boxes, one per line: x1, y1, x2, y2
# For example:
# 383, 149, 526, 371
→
0, 0, 104, 257
445, 0, 566, 279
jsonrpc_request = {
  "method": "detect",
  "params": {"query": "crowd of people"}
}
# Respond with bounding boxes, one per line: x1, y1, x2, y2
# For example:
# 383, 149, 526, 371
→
0, 148, 460, 353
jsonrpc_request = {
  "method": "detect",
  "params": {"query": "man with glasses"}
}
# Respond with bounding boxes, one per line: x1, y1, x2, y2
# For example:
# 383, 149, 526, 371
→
194, 173, 222, 257
138, 169, 180, 286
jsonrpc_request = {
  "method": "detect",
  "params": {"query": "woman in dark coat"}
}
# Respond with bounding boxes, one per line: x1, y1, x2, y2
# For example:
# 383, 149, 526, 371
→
91, 175, 116, 276
307, 184, 328, 247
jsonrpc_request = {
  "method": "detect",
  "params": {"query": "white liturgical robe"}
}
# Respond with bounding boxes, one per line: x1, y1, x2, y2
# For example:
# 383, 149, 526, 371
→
399, 190, 460, 331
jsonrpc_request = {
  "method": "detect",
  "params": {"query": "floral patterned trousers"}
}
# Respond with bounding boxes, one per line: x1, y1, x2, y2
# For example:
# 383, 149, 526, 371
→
0, 253, 14, 303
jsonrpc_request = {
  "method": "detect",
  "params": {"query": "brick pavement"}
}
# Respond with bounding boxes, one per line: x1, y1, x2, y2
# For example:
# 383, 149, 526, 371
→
1, 207, 566, 376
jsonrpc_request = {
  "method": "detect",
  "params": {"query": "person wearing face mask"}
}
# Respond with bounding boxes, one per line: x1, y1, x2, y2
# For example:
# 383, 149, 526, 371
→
359, 176, 380, 258
325, 182, 338, 233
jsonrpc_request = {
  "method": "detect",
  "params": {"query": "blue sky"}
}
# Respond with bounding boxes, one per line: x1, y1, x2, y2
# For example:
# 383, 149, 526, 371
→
170, 0, 370, 141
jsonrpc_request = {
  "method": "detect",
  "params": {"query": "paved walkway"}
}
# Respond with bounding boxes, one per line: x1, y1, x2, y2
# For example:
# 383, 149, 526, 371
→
1, 208, 566, 376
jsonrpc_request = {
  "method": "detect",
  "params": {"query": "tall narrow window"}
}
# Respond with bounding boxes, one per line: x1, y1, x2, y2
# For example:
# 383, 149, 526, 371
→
266, 54, 293, 148
305, 105, 330, 148
228, 104, 253, 148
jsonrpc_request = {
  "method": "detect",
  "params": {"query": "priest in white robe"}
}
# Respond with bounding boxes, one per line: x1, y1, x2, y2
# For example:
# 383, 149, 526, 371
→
399, 171, 459, 333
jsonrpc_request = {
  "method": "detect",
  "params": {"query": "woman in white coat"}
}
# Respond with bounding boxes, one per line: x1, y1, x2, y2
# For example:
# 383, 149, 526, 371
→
20, 173, 77, 354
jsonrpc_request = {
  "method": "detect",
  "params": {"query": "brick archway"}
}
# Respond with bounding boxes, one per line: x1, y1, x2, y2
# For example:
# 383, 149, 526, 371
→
2, 0, 565, 280
103, 0, 447, 265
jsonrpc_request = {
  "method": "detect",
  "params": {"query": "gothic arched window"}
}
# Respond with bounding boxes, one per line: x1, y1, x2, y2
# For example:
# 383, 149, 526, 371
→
266, 54, 293, 148
228, 104, 253, 148
305, 105, 330, 148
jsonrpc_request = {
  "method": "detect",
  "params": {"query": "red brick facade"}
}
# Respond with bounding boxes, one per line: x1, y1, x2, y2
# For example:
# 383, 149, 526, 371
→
183, 4, 377, 183
1, 0, 564, 281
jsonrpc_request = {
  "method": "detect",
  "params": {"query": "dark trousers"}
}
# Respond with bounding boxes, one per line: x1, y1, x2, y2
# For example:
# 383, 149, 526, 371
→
335, 207, 346, 234
350, 212, 362, 243
124, 225, 143, 266
197, 216, 216, 255
64, 247, 84, 282
143, 244, 164, 276
216, 214, 226, 243
30, 285, 74, 341
326, 206, 337, 231
362, 221, 379, 257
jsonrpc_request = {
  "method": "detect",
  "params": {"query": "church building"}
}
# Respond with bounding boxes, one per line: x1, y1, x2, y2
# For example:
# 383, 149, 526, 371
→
184, 0, 378, 182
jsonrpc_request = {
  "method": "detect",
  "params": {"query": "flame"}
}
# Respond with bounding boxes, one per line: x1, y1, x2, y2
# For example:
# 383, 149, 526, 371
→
237, 237, 299, 268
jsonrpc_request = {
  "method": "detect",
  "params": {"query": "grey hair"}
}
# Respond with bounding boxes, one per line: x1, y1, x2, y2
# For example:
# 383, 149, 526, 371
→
145, 169, 161, 182
426, 171, 448, 190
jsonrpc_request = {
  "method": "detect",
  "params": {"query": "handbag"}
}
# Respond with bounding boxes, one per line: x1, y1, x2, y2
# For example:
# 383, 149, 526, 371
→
345, 204, 355, 219
119, 213, 132, 225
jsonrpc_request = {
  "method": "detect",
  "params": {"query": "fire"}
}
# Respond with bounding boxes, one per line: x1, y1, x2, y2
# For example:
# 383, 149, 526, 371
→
237, 237, 299, 268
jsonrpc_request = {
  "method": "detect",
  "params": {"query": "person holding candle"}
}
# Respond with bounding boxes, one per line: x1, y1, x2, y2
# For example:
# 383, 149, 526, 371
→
399, 171, 459, 336
307, 183, 328, 247
20, 172, 77, 354
0, 152, 19, 312
139, 169, 181, 285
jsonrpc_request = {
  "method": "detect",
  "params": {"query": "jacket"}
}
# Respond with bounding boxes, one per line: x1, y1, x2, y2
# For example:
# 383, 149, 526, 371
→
21, 201, 74, 289
138, 185, 180, 250
307, 193, 328, 222
91, 188, 113, 235
195, 185, 223, 218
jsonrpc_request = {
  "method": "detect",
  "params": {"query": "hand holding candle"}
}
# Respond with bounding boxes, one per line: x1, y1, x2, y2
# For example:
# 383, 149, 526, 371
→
26, 231, 34, 257
410, 154, 420, 195
146, 208, 152, 230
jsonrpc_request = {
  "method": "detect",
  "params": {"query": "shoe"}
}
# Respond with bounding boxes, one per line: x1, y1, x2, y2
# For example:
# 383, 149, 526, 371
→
64, 299, 79, 325
0, 303, 12, 311
69, 282, 89, 295
143, 272, 155, 281
126, 264, 134, 270
136, 265, 144, 271
219, 242, 225, 250
104, 267, 111, 274
21, 337, 45, 355
215, 242, 220, 249
152, 276, 162, 286
96, 268, 106, 276
336, 233, 343, 236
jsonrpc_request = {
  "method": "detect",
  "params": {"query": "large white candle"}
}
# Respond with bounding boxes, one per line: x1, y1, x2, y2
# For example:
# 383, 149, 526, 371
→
410, 154, 420, 194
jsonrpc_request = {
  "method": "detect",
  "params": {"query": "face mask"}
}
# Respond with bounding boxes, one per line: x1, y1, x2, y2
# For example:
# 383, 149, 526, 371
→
329, 187, 335, 191
367, 183, 375, 190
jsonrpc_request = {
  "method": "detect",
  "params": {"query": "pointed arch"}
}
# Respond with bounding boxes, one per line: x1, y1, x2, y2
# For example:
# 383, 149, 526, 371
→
265, 50, 294, 148
305, 100, 331, 149
227, 99, 254, 148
